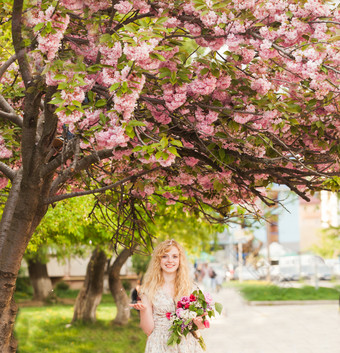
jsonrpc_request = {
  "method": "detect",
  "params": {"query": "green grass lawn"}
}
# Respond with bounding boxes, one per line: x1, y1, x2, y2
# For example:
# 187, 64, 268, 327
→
230, 282, 340, 301
15, 302, 146, 353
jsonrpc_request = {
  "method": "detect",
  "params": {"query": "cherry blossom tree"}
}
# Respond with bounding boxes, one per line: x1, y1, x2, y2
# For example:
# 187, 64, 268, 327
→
0, 0, 340, 350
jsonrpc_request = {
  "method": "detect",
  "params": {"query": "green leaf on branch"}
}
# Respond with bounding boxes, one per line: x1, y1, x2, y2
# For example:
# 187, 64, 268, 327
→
100, 33, 112, 43
160, 137, 168, 149
200, 68, 209, 76
322, 177, 340, 192
285, 103, 302, 113
125, 125, 134, 137
48, 97, 64, 105
132, 146, 143, 152
33, 22, 45, 31
128, 120, 146, 127
168, 146, 180, 157
215, 302, 223, 315
162, 152, 169, 160
171, 139, 183, 147
109, 82, 120, 91
95, 99, 107, 108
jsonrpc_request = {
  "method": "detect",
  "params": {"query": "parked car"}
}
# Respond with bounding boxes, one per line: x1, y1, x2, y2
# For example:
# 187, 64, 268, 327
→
278, 255, 332, 281
233, 265, 260, 281
257, 264, 280, 280
324, 259, 340, 279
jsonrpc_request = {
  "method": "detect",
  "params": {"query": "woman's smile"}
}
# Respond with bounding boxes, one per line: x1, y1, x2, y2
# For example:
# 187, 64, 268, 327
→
160, 246, 180, 273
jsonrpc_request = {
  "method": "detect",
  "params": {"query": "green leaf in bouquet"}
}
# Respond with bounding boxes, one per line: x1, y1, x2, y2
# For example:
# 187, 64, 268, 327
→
184, 319, 191, 325
197, 308, 204, 316
167, 333, 176, 346
215, 302, 223, 315
208, 310, 215, 318
198, 292, 205, 301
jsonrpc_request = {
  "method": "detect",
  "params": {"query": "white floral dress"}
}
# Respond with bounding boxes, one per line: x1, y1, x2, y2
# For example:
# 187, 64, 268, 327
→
144, 288, 205, 353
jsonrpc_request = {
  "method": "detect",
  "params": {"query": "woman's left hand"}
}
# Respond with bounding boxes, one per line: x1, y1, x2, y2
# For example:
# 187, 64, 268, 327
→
193, 313, 209, 330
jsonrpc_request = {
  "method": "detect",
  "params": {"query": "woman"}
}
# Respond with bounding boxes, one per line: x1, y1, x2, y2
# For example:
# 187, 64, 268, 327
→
130, 239, 207, 352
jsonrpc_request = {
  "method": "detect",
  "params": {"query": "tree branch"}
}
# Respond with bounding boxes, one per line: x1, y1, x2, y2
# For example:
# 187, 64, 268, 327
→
0, 168, 22, 253
251, 32, 340, 75
0, 94, 23, 127
12, 0, 32, 87
0, 110, 23, 127
42, 145, 114, 181
0, 50, 23, 82
45, 167, 162, 204
0, 162, 15, 181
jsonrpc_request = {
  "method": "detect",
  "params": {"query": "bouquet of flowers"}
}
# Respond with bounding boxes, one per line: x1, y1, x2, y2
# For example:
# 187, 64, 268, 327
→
166, 289, 222, 351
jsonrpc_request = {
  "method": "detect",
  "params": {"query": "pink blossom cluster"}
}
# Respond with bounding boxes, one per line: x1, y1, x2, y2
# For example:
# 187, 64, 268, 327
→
114, 74, 146, 120
123, 38, 159, 62
200, 11, 219, 27
189, 75, 217, 96
164, 17, 182, 28
0, 177, 8, 189
140, 151, 176, 168
184, 23, 201, 36
251, 78, 272, 95
114, 92, 140, 120
193, 108, 219, 136
114, 0, 133, 14
95, 125, 129, 149
79, 110, 101, 130
172, 173, 194, 186
0, 137, 12, 159
132, 0, 151, 14
60, 0, 111, 12
217, 76, 232, 90
197, 175, 214, 190
146, 101, 171, 125
184, 157, 199, 167
234, 105, 256, 125
99, 42, 122, 67
60, 87, 85, 105
163, 84, 187, 111
233, 0, 255, 10
30, 7, 70, 61
56, 110, 83, 128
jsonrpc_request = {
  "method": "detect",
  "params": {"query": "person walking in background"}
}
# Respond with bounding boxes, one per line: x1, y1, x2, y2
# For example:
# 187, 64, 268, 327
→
129, 239, 208, 352
208, 266, 217, 292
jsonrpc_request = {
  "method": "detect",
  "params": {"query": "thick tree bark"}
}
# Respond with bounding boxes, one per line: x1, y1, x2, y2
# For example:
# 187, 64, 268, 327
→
0, 167, 52, 352
72, 248, 107, 323
0, 188, 49, 352
27, 259, 53, 301
108, 248, 134, 325
0, 272, 18, 353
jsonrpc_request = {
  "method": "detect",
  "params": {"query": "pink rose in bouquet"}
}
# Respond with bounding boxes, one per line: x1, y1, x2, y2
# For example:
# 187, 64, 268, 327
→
166, 289, 222, 351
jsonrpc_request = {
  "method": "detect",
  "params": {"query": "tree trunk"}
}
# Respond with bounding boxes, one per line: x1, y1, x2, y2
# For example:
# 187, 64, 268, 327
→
27, 259, 53, 301
72, 248, 107, 323
0, 272, 18, 352
0, 173, 52, 352
108, 247, 134, 326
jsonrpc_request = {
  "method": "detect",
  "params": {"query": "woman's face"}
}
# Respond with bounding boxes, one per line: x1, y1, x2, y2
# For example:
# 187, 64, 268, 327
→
160, 246, 180, 274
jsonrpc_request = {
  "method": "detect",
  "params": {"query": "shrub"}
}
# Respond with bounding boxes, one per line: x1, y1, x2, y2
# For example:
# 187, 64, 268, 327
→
15, 277, 33, 296
54, 281, 70, 291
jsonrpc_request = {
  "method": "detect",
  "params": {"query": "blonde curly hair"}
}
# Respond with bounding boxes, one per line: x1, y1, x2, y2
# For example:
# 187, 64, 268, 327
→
140, 239, 192, 303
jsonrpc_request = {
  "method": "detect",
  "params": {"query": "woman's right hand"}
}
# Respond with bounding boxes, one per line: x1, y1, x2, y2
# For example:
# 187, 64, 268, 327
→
129, 301, 147, 311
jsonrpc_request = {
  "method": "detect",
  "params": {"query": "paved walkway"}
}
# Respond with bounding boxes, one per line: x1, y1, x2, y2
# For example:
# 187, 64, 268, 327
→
203, 287, 340, 353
